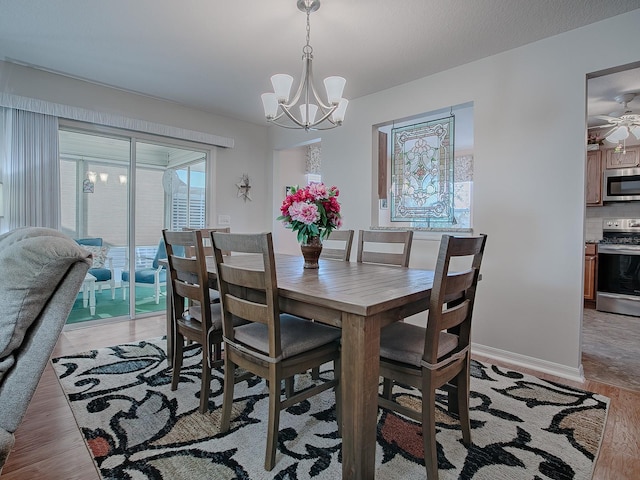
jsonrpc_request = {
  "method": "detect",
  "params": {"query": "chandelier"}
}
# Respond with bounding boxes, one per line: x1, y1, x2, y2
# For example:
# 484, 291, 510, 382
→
261, 0, 348, 131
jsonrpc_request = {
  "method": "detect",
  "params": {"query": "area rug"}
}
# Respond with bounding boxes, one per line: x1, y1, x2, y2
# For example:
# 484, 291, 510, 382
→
52, 338, 609, 480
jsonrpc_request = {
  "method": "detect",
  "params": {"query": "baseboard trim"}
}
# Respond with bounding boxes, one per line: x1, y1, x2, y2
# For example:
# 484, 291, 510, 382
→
471, 343, 585, 384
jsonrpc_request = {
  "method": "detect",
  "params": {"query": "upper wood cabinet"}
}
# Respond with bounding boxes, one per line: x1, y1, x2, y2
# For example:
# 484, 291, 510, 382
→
605, 145, 640, 169
586, 150, 602, 206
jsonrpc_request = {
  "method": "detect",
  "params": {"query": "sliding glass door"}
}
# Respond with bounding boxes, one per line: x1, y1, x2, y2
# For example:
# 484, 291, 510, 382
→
59, 126, 209, 324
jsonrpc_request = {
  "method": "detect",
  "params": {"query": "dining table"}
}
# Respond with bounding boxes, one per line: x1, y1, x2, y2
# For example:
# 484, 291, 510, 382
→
165, 253, 435, 480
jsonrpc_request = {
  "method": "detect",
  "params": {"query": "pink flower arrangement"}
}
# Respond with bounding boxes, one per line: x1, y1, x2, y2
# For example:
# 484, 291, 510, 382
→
277, 183, 342, 244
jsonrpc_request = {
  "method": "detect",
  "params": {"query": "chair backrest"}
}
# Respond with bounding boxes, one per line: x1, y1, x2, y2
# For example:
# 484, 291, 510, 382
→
162, 230, 212, 333
320, 229, 354, 261
356, 230, 413, 267
75, 237, 103, 247
211, 232, 283, 359
423, 234, 487, 365
152, 238, 167, 269
183, 227, 230, 257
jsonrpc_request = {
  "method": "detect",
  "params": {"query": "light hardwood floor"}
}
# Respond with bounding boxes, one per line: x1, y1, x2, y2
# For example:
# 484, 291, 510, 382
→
2, 314, 639, 479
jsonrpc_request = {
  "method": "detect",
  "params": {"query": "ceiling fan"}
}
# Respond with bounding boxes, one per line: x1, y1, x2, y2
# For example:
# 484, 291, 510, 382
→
590, 93, 640, 143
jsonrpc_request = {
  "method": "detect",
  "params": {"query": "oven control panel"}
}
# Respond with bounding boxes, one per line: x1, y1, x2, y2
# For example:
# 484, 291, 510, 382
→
603, 218, 640, 232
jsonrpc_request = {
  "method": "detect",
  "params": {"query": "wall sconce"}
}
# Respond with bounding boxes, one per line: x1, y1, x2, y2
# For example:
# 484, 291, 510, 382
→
87, 171, 97, 183
0, 182, 4, 218
99, 172, 109, 183
119, 174, 127, 185
236, 174, 252, 202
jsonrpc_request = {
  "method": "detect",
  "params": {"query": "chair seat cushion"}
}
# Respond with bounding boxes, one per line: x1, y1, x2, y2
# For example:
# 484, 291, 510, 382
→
121, 269, 166, 284
186, 303, 246, 331
88, 267, 111, 282
379, 322, 458, 368
233, 314, 341, 360
186, 303, 223, 330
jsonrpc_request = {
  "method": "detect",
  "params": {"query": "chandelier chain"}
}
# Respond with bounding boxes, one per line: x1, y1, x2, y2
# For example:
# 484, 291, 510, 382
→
303, 6, 313, 56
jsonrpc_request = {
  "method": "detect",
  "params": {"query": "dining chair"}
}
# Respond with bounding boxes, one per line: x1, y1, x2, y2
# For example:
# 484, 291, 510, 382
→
182, 227, 231, 303
183, 227, 231, 257
162, 229, 224, 414
377, 233, 487, 480
319, 229, 354, 261
211, 231, 342, 471
357, 229, 414, 267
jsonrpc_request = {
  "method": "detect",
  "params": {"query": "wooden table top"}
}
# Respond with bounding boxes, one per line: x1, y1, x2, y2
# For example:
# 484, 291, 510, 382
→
206, 253, 435, 318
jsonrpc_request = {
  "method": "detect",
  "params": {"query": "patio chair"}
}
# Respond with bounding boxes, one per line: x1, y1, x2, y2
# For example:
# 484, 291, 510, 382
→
75, 237, 116, 299
377, 234, 487, 480
211, 232, 341, 471
121, 238, 167, 304
357, 229, 414, 267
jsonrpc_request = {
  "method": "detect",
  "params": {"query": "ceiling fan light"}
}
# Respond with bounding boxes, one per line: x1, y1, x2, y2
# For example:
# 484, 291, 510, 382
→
606, 126, 629, 143
631, 125, 640, 140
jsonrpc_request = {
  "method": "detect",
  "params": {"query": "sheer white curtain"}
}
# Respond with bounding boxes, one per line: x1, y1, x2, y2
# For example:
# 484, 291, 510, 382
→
0, 109, 60, 232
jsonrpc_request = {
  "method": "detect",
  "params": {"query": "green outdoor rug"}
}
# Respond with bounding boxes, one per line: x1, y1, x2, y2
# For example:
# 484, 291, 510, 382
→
67, 287, 166, 324
53, 338, 609, 479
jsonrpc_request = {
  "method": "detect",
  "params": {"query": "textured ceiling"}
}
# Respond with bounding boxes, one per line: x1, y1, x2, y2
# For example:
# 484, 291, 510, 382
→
1, 0, 639, 125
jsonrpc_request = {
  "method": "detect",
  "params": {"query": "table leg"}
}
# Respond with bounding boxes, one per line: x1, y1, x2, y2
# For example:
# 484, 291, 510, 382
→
341, 313, 381, 480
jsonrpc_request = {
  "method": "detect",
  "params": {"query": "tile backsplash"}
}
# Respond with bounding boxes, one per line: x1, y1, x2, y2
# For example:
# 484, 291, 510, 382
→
586, 203, 640, 241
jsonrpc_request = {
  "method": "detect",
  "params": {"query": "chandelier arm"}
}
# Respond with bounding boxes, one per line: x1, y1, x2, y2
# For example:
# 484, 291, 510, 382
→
268, 118, 316, 129
308, 105, 339, 128
285, 55, 311, 108
278, 103, 308, 128
308, 71, 333, 110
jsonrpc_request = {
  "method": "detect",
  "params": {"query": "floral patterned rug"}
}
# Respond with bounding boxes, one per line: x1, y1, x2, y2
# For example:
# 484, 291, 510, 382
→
52, 338, 609, 480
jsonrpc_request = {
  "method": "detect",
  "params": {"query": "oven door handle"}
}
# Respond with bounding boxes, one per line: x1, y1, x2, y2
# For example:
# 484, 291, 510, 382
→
597, 244, 640, 255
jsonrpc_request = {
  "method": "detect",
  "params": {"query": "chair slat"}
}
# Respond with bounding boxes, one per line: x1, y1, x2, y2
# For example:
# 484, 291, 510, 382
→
225, 295, 269, 325
357, 229, 413, 267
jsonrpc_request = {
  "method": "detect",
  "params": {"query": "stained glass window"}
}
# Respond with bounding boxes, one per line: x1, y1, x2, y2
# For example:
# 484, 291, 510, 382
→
390, 116, 454, 224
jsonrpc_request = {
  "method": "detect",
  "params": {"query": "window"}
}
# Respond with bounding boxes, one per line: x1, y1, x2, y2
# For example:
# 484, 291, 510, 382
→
376, 103, 473, 230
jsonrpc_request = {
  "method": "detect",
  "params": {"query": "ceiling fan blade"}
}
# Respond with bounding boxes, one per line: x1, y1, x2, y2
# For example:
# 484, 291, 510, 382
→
593, 115, 620, 122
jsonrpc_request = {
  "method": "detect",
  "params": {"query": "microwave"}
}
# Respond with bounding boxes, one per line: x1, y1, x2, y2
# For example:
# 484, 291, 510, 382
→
603, 167, 640, 202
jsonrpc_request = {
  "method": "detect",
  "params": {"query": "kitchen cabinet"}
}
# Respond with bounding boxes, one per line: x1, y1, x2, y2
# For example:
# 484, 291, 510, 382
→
584, 243, 597, 302
586, 150, 602, 205
605, 145, 640, 169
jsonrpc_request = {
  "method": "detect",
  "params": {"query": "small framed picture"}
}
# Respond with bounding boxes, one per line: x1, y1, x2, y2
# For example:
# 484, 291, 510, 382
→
379, 198, 388, 209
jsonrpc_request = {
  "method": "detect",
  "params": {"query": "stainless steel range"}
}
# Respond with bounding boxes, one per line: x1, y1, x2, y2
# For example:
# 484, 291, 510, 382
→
597, 218, 640, 316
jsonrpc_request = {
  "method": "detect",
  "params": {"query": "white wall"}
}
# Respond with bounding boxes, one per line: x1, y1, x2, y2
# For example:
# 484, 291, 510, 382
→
0, 60, 272, 235
273, 147, 307, 254
267, 10, 640, 379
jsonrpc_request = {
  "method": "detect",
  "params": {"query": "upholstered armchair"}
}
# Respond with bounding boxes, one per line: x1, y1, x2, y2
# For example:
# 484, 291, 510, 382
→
75, 237, 116, 299
121, 238, 167, 304
0, 227, 91, 473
